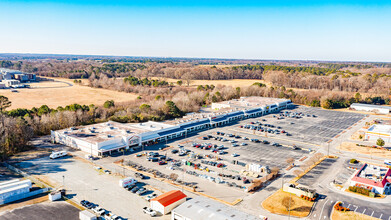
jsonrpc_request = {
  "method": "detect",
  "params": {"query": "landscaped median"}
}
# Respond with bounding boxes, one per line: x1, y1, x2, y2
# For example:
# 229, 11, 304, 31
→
331, 202, 380, 220
261, 189, 314, 218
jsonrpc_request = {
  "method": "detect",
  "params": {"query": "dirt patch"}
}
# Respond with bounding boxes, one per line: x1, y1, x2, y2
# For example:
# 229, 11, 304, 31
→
338, 142, 391, 159
332, 209, 380, 220
261, 190, 314, 218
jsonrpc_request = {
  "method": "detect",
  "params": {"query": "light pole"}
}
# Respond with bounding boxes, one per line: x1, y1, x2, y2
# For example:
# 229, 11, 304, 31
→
62, 175, 65, 188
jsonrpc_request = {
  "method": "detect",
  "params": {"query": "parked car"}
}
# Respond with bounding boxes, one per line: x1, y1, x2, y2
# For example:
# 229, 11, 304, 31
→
143, 207, 157, 217
131, 186, 141, 193
231, 153, 239, 157
136, 187, 147, 195
126, 184, 137, 191
171, 149, 179, 154
92, 207, 106, 216
145, 193, 157, 201
241, 143, 247, 146
135, 172, 145, 179
158, 161, 166, 165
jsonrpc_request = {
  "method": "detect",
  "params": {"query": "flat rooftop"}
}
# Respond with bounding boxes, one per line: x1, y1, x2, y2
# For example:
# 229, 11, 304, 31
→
367, 124, 391, 135
57, 121, 151, 143
173, 196, 258, 220
214, 96, 290, 109
127, 121, 174, 131
357, 164, 390, 182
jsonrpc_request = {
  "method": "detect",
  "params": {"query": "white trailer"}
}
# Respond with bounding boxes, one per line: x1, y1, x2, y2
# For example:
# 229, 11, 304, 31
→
119, 177, 137, 188
50, 151, 68, 159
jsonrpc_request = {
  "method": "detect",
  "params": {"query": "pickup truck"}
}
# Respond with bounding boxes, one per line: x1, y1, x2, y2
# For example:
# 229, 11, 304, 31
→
143, 207, 157, 217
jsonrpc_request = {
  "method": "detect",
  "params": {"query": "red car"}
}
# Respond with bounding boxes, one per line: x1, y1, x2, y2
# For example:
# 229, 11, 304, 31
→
158, 161, 166, 165
217, 163, 224, 168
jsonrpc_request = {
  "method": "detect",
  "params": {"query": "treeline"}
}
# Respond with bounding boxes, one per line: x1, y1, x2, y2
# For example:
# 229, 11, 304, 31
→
3, 59, 391, 95
318, 63, 374, 70
123, 76, 168, 87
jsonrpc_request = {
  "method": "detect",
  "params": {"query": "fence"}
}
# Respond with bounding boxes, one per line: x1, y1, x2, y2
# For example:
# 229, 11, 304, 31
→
2, 162, 52, 189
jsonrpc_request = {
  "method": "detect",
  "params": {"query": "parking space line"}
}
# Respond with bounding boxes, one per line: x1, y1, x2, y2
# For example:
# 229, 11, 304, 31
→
363, 209, 366, 214
347, 204, 351, 209
371, 211, 374, 217
353, 205, 358, 212
379, 213, 382, 219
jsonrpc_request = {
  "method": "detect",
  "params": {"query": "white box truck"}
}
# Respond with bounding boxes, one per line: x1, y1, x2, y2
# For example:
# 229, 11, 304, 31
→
50, 151, 68, 159
119, 177, 137, 188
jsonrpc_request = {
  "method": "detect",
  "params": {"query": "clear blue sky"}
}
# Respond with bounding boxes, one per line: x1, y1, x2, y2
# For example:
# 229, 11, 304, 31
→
0, 0, 390, 62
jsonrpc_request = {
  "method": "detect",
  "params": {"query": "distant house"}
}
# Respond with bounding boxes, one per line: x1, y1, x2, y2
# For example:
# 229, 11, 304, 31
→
150, 190, 187, 215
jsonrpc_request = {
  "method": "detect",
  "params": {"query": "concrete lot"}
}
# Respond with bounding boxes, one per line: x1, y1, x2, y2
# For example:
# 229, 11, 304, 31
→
0, 201, 79, 220
14, 156, 172, 220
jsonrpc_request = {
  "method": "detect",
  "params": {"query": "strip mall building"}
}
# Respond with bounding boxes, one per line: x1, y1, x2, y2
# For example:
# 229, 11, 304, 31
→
51, 97, 293, 157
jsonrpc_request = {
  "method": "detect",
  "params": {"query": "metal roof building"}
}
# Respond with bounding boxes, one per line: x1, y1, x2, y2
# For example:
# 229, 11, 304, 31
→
171, 196, 259, 220
350, 103, 391, 114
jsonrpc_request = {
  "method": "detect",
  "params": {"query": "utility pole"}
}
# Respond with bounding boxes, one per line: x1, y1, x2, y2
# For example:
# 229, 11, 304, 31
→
62, 175, 65, 188
288, 192, 291, 220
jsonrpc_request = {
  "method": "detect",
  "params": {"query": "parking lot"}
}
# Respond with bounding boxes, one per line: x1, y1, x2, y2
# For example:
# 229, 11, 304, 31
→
14, 155, 173, 220
340, 201, 391, 220
296, 158, 337, 187
0, 201, 80, 220
233, 106, 365, 145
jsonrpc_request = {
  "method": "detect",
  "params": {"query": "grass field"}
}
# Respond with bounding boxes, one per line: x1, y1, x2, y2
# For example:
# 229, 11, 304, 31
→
0, 78, 137, 110
262, 190, 314, 218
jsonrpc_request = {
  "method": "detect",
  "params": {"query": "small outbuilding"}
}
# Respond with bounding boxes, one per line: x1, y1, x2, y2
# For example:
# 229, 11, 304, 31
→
150, 190, 187, 215
79, 210, 97, 220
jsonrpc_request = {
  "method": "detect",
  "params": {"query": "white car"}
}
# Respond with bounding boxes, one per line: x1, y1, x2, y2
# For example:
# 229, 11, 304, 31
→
145, 193, 158, 201
231, 153, 239, 157
143, 207, 157, 217
92, 207, 105, 216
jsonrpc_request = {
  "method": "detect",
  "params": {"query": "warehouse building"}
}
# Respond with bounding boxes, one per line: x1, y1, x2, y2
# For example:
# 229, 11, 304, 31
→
350, 103, 391, 114
0, 179, 32, 201
52, 97, 292, 157
0, 68, 36, 88
364, 124, 391, 143
150, 190, 187, 215
350, 164, 391, 195
171, 196, 259, 220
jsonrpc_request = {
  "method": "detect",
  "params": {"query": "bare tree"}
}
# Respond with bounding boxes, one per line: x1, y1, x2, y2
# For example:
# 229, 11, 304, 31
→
282, 196, 295, 211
